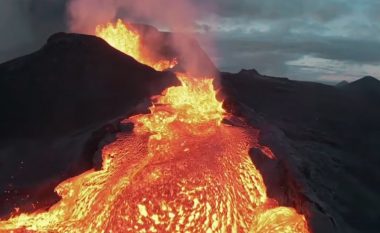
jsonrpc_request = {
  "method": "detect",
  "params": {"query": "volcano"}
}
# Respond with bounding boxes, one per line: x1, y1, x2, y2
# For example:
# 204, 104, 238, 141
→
0, 20, 379, 233
0, 20, 310, 233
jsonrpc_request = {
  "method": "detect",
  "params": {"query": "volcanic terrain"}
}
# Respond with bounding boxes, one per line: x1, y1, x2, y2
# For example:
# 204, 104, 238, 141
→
0, 22, 379, 233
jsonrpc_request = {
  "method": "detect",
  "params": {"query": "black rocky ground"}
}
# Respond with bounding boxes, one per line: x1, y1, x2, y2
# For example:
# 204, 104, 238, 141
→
222, 69, 380, 233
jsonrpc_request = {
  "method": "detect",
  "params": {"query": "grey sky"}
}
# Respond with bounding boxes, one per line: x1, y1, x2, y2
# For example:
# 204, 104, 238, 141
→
0, 0, 379, 82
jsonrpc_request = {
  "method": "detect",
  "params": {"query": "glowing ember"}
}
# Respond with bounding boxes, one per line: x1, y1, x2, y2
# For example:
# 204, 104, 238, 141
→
95, 19, 178, 71
0, 19, 310, 233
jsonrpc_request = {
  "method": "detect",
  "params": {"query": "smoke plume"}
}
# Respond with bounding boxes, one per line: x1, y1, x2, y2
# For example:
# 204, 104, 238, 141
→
67, 0, 217, 77
68, 0, 201, 33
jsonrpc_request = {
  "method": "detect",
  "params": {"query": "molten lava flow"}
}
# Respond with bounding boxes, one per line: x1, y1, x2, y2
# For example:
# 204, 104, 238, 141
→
95, 19, 178, 71
0, 20, 310, 232
0, 74, 310, 233
134, 73, 225, 140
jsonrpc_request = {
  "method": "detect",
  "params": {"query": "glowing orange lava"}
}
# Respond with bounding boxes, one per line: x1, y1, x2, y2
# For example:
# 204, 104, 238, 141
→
95, 19, 178, 71
134, 73, 225, 141
0, 19, 310, 233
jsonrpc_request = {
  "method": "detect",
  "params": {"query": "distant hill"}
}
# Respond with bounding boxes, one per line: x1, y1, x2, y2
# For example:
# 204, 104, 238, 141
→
336, 80, 349, 87
343, 76, 380, 91
342, 76, 380, 104
347, 76, 380, 88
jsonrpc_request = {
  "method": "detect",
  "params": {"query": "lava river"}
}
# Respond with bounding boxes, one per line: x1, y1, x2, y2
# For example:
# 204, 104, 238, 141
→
0, 20, 310, 233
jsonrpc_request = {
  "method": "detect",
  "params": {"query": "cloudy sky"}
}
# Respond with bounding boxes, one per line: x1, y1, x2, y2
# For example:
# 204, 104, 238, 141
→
1, 0, 379, 82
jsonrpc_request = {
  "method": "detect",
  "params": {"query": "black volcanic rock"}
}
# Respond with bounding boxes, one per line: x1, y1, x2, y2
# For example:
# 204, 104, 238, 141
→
0, 32, 178, 138
221, 70, 380, 233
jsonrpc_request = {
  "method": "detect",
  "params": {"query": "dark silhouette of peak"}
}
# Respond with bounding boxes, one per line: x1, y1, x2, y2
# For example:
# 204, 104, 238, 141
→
361, 75, 378, 82
238, 68, 260, 76
343, 76, 380, 101
336, 80, 349, 87
348, 76, 380, 89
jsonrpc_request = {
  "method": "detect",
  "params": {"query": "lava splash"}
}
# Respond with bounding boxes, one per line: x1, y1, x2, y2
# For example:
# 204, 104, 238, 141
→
0, 20, 310, 233
95, 19, 178, 71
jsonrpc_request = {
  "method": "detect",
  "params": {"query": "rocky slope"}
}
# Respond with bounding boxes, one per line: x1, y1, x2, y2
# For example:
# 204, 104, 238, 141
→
0, 32, 178, 138
222, 69, 380, 233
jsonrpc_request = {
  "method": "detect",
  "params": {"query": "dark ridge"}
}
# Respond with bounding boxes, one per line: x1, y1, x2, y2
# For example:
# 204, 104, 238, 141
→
0, 32, 178, 138
238, 68, 260, 76
342, 76, 380, 103
222, 69, 380, 233
345, 76, 380, 90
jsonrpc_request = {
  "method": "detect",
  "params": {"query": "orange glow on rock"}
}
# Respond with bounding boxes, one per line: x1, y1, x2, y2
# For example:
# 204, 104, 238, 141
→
0, 19, 310, 233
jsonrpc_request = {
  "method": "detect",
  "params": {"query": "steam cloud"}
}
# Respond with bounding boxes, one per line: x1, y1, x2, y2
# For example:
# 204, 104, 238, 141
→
67, 0, 217, 77
68, 0, 200, 33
